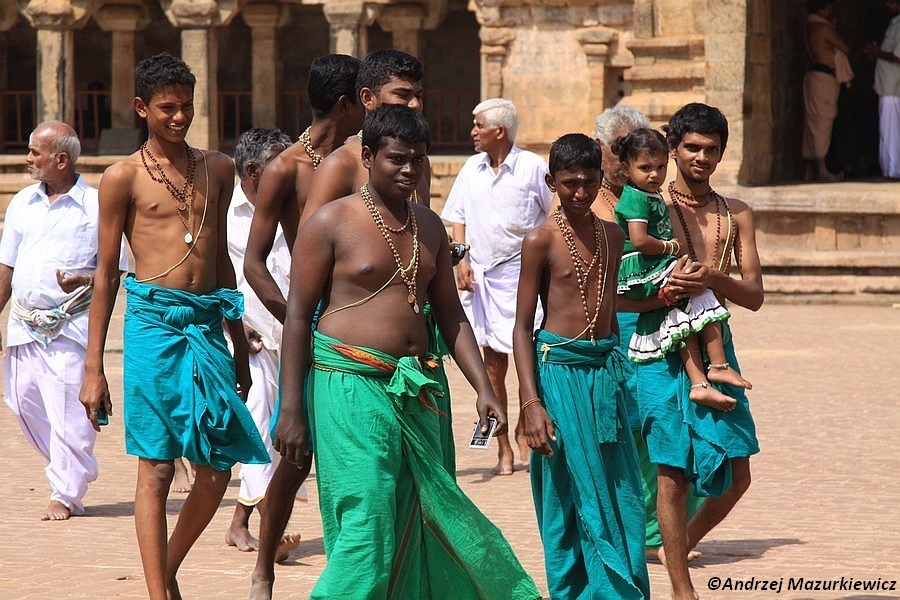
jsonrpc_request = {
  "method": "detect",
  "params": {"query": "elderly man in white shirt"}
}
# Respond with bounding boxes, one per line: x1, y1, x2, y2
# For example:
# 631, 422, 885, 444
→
0, 121, 128, 520
441, 98, 554, 476
224, 128, 308, 555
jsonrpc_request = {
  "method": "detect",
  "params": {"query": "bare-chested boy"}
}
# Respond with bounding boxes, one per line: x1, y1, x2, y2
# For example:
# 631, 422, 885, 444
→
79, 52, 268, 600
513, 133, 649, 598
242, 54, 363, 596
278, 103, 538, 599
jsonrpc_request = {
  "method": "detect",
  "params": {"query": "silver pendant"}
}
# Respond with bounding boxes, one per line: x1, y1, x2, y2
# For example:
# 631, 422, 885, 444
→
184, 232, 193, 244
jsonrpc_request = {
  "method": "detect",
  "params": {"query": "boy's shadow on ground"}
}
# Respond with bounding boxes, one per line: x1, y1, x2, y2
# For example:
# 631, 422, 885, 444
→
682, 538, 804, 566
454, 465, 529, 482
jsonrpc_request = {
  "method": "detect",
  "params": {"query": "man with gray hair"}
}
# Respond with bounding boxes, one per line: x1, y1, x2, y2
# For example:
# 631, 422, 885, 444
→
223, 127, 303, 554
0, 121, 128, 520
441, 98, 554, 475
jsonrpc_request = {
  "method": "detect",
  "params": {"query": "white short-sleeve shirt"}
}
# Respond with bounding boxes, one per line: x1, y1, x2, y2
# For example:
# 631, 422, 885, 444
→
441, 146, 554, 268
226, 184, 291, 351
875, 14, 900, 97
0, 175, 129, 348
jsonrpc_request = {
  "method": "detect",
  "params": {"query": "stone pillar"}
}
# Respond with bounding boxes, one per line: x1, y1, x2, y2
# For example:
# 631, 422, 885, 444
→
242, 3, 289, 129
18, 0, 91, 125
377, 4, 424, 58
322, 2, 375, 57
181, 28, 219, 150
93, 2, 149, 129
160, 0, 240, 150
477, 27, 516, 100
576, 27, 617, 122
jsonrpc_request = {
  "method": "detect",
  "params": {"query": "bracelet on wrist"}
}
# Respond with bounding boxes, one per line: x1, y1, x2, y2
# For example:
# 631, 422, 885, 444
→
658, 285, 677, 307
521, 397, 542, 411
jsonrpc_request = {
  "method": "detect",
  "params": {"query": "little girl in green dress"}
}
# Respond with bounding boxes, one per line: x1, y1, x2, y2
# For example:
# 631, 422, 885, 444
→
612, 128, 751, 411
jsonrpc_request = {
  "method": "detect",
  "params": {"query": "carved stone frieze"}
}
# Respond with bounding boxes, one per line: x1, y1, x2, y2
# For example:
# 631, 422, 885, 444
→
17, 0, 90, 29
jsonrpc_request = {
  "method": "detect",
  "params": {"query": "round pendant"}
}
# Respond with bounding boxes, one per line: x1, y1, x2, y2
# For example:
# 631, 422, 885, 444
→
176, 201, 187, 212
184, 232, 193, 244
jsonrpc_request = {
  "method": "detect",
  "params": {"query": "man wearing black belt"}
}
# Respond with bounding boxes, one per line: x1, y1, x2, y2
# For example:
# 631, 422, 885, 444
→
803, 0, 852, 181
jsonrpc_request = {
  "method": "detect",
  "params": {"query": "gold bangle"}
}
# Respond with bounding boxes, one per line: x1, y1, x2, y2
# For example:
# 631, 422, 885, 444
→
521, 397, 542, 411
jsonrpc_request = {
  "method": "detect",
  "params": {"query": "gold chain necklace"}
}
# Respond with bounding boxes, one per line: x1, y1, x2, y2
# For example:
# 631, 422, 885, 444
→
552, 206, 607, 343
299, 126, 323, 169
140, 142, 196, 244
360, 183, 420, 313
669, 181, 733, 271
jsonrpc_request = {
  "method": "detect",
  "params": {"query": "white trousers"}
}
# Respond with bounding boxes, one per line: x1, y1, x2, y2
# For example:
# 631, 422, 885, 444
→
879, 96, 900, 179
4, 337, 98, 514
237, 346, 306, 506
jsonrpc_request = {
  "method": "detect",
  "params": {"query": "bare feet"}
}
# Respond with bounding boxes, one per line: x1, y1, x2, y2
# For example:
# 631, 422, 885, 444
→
274, 533, 301, 563
491, 436, 515, 476
41, 500, 71, 521
652, 546, 702, 565
226, 526, 259, 552
171, 458, 192, 493
689, 383, 737, 412
247, 573, 274, 600
707, 364, 752, 390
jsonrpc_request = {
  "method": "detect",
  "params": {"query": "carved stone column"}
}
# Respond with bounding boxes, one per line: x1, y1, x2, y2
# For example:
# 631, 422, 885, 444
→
0, 1, 19, 97
576, 28, 617, 123
160, 0, 239, 150
477, 27, 515, 100
377, 4, 424, 58
93, 2, 149, 129
322, 1, 375, 58
17, 0, 91, 125
242, 3, 289, 129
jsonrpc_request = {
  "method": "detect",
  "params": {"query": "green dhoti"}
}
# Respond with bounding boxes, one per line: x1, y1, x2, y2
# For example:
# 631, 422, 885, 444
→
308, 330, 539, 599
122, 275, 269, 470
424, 302, 456, 478
529, 329, 650, 599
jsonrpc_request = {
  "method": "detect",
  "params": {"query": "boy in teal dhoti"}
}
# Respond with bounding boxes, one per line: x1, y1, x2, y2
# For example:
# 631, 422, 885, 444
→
513, 133, 649, 599
81, 53, 268, 599
277, 105, 539, 598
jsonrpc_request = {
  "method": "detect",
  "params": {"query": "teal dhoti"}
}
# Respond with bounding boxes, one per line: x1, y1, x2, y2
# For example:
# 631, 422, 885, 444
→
529, 329, 650, 600
636, 320, 759, 497
308, 330, 539, 600
122, 275, 269, 470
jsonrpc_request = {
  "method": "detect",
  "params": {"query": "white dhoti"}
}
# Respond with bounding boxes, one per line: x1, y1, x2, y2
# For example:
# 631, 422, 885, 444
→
237, 346, 307, 506
879, 96, 900, 179
802, 70, 840, 159
4, 337, 98, 515
460, 259, 542, 354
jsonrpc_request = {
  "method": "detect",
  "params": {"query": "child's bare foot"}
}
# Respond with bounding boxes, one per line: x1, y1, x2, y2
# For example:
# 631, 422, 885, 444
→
226, 526, 259, 552
707, 363, 752, 390
652, 546, 702, 564
491, 444, 515, 476
171, 459, 192, 493
274, 533, 301, 563
41, 500, 71, 521
689, 383, 737, 411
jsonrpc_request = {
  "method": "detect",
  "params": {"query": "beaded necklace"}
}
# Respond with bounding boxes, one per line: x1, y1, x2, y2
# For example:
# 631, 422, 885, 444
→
140, 142, 196, 244
360, 183, 420, 313
299, 126, 323, 169
552, 205, 607, 343
668, 182, 734, 272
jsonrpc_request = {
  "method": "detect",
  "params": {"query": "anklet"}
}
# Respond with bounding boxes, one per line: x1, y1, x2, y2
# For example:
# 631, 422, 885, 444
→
708, 363, 730, 370
690, 383, 709, 390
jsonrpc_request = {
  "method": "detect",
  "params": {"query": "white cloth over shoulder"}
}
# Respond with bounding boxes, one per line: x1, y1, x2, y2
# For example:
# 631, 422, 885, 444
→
874, 13, 900, 98
0, 175, 129, 348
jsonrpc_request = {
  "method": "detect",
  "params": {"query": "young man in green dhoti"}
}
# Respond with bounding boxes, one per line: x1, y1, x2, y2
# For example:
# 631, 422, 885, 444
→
277, 104, 540, 599
513, 133, 649, 599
